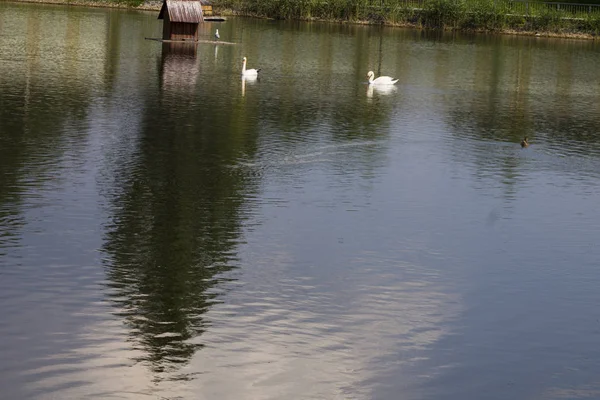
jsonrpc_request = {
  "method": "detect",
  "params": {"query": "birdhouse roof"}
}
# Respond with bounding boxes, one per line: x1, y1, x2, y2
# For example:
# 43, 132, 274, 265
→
158, 0, 205, 23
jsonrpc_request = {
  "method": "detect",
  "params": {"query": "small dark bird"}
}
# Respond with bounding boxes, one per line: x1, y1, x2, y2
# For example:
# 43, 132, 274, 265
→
521, 137, 529, 148
214, 29, 220, 41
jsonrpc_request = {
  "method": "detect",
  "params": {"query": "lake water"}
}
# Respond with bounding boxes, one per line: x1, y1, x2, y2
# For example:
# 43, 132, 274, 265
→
2, 2, 600, 399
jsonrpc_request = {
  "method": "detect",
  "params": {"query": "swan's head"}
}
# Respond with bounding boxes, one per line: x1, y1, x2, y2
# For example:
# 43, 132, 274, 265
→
242, 57, 247, 63
367, 71, 375, 79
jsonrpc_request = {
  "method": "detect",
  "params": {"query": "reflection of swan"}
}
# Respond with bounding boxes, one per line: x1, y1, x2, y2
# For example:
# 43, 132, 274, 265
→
367, 71, 398, 85
242, 57, 261, 76
242, 75, 257, 97
214, 45, 218, 61
367, 84, 397, 98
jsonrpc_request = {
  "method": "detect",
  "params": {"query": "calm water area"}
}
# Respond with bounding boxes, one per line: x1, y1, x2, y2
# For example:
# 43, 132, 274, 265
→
1, 2, 600, 398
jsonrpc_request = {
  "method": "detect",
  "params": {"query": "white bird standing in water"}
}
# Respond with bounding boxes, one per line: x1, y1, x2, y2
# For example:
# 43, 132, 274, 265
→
214, 29, 220, 41
367, 71, 398, 85
242, 57, 260, 76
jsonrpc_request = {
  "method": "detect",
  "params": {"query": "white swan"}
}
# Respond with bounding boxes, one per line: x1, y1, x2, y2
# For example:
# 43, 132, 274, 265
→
367, 71, 398, 85
242, 57, 261, 76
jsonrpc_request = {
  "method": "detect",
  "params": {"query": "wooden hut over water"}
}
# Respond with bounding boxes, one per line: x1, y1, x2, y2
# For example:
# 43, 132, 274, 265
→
158, 0, 204, 41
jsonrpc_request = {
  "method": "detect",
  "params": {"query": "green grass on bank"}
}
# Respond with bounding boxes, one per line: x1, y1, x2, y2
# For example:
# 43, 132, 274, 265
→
72, 0, 146, 7
213, 0, 600, 34
113, 0, 145, 6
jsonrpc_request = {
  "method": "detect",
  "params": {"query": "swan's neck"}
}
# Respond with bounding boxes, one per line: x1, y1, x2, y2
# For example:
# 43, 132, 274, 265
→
242, 60, 247, 73
368, 76, 374, 84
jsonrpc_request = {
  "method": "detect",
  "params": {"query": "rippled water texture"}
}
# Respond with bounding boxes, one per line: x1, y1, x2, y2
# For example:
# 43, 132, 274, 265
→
2, 3, 600, 399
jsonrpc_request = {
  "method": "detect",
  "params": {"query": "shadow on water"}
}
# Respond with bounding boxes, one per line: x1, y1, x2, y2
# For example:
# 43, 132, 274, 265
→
98, 43, 262, 379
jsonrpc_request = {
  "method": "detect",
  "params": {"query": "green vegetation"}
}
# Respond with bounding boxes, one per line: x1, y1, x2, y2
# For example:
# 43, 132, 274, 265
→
16, 0, 149, 9
120, 0, 145, 7
214, 0, 600, 35
96, 0, 146, 7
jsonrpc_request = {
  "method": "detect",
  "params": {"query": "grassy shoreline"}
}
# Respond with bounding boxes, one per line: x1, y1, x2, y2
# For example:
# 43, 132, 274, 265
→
5, 0, 600, 39
215, 0, 600, 39
217, 6, 599, 39
5, 0, 161, 11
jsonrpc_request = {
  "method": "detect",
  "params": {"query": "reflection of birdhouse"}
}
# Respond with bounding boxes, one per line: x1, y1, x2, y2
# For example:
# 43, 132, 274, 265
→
159, 43, 198, 94
158, 0, 204, 41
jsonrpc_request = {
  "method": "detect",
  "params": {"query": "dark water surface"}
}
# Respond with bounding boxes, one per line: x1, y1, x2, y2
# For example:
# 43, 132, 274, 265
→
2, 2, 600, 398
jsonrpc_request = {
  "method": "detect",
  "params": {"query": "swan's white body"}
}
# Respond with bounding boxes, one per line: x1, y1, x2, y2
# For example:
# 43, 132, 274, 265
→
367, 71, 398, 85
215, 29, 220, 40
367, 84, 397, 98
242, 57, 260, 76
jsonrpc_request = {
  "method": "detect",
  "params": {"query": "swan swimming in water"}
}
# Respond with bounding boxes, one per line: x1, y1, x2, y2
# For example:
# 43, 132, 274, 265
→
367, 71, 398, 85
242, 57, 261, 76
214, 29, 220, 41
367, 83, 397, 99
